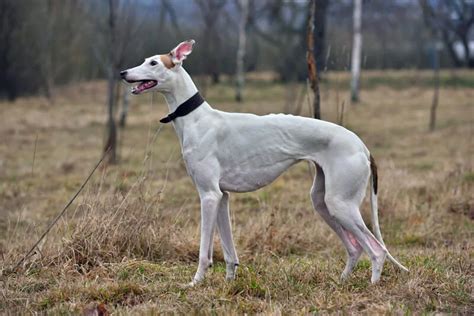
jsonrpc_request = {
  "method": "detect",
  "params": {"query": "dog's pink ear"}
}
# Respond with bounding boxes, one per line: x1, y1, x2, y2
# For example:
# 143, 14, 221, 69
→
170, 40, 195, 65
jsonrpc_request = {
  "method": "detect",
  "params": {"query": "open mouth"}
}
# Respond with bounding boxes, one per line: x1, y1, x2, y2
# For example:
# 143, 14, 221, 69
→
127, 80, 158, 94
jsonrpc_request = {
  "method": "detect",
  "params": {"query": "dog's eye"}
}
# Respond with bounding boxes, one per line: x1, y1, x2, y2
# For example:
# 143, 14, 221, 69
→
150, 60, 158, 66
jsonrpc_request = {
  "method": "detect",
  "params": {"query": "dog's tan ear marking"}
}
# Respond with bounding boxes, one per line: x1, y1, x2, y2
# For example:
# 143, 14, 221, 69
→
160, 54, 174, 69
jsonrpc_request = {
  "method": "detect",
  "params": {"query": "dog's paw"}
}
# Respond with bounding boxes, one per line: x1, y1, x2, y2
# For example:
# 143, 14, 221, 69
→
185, 275, 205, 288
225, 276, 236, 282
179, 280, 198, 289
225, 270, 237, 281
225, 262, 239, 280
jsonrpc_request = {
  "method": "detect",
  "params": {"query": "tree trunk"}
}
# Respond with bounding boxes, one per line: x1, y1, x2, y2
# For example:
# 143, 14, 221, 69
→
441, 31, 462, 68
429, 41, 440, 132
306, 0, 321, 119
0, 1, 18, 101
211, 71, 220, 84
43, 0, 55, 104
196, 0, 225, 88
350, 0, 362, 103
314, 0, 328, 72
105, 66, 117, 163
119, 85, 130, 128
235, 0, 248, 102
104, 0, 117, 164
460, 35, 472, 68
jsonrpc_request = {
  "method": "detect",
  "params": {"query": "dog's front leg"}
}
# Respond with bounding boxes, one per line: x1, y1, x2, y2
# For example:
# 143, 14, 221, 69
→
191, 191, 222, 286
207, 225, 215, 267
217, 192, 239, 280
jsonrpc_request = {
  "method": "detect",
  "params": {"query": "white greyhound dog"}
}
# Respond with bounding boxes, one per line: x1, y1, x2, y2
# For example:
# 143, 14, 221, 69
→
121, 40, 408, 286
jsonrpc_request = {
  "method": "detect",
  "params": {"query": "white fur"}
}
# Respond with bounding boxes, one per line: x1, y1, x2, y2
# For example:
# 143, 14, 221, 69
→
122, 41, 408, 286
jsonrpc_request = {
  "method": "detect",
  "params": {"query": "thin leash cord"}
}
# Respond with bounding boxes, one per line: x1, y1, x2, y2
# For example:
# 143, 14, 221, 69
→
150, 93, 164, 146
12, 147, 111, 271
141, 93, 164, 173
13, 96, 166, 273
150, 124, 164, 145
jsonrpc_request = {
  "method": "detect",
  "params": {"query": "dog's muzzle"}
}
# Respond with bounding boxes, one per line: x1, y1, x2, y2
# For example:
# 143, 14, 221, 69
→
120, 70, 158, 95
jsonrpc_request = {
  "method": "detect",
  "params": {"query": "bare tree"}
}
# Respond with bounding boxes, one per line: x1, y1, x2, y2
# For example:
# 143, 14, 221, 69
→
158, 0, 183, 38
37, 0, 84, 104
104, 0, 118, 163
248, 1, 307, 82
119, 87, 130, 128
40, 0, 56, 103
82, 0, 140, 163
350, 0, 362, 103
314, 0, 329, 72
419, 0, 474, 68
429, 39, 441, 132
0, 0, 20, 101
196, 0, 227, 89
235, 0, 249, 102
307, 0, 321, 119
419, 0, 445, 131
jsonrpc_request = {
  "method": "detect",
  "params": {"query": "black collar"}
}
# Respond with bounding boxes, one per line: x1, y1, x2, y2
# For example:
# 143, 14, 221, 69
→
160, 92, 205, 123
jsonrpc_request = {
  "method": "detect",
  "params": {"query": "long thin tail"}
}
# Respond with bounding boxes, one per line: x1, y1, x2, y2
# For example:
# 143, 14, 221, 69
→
370, 155, 409, 272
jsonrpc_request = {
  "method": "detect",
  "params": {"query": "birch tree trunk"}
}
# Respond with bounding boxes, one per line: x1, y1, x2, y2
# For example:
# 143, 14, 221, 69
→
307, 0, 321, 119
235, 0, 248, 102
350, 0, 362, 103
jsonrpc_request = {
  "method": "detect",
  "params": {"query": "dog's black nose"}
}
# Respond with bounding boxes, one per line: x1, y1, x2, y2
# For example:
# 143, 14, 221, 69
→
120, 70, 127, 79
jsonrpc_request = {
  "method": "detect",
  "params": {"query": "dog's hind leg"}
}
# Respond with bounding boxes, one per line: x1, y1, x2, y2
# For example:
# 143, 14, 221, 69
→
310, 164, 363, 281
216, 192, 239, 280
326, 201, 387, 284
323, 157, 387, 283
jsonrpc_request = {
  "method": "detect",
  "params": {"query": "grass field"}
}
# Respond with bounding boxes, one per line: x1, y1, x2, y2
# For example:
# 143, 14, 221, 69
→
0, 70, 473, 314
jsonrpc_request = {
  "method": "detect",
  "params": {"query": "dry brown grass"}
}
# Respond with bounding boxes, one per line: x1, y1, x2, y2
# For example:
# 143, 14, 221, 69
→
0, 70, 473, 314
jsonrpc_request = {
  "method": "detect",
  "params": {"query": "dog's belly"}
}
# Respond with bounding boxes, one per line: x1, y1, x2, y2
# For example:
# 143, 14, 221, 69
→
219, 158, 298, 192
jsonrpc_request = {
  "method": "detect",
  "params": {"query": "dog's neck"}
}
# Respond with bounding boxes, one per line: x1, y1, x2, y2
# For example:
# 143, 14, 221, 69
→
160, 66, 209, 143
161, 67, 198, 112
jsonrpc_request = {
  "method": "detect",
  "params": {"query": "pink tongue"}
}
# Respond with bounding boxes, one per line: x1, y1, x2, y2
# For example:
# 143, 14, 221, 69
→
137, 81, 155, 92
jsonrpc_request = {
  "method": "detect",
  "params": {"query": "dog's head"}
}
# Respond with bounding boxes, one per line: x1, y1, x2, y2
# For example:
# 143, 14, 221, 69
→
120, 40, 195, 95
